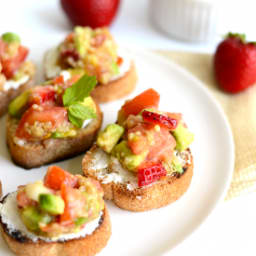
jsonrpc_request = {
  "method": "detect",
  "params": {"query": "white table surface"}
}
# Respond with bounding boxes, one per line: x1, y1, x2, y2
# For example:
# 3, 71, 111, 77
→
1, 1, 256, 255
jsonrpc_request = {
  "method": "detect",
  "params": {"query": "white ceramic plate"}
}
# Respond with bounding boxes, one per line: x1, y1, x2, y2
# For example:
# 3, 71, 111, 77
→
0, 50, 234, 256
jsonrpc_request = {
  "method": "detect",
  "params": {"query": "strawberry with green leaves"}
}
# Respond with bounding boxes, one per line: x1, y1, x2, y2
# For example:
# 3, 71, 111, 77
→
214, 33, 256, 93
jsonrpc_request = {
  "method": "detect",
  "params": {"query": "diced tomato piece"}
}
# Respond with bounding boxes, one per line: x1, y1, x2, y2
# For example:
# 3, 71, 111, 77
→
127, 123, 151, 155
16, 105, 68, 139
142, 110, 178, 130
29, 86, 56, 106
44, 166, 78, 190
137, 163, 167, 187
128, 123, 176, 164
117, 56, 123, 66
121, 89, 160, 117
60, 183, 86, 225
146, 126, 176, 162
1, 45, 28, 79
53, 75, 64, 85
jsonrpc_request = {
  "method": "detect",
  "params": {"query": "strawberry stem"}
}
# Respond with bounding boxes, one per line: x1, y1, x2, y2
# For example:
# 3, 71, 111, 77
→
226, 32, 246, 43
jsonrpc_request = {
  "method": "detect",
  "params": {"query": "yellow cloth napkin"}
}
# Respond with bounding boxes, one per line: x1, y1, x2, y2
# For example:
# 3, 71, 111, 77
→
157, 50, 256, 200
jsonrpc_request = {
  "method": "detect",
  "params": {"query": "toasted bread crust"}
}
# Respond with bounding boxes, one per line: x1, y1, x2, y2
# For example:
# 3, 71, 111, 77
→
6, 104, 103, 169
0, 78, 34, 118
90, 62, 137, 103
82, 145, 193, 212
0, 204, 111, 256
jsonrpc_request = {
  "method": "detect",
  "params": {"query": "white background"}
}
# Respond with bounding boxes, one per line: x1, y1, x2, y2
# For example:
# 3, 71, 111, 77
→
0, 0, 256, 255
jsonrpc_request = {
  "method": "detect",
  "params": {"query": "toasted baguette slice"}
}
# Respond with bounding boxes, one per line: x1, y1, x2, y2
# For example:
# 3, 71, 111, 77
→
0, 77, 34, 117
43, 48, 137, 103
0, 197, 111, 256
6, 104, 103, 169
90, 62, 137, 103
82, 145, 193, 212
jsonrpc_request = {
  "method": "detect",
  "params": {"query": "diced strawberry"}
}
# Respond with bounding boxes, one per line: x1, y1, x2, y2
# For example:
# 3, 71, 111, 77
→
29, 86, 56, 106
60, 49, 79, 62
121, 89, 160, 117
16, 105, 68, 139
44, 166, 78, 190
0, 44, 28, 79
142, 110, 178, 130
137, 163, 167, 187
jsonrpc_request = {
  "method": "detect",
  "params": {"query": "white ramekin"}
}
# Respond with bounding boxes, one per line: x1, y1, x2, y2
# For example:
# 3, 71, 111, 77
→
149, 0, 218, 42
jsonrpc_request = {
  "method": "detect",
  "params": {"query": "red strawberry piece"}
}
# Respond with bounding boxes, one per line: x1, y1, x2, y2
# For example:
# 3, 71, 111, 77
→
61, 0, 120, 28
137, 163, 167, 187
29, 86, 56, 106
142, 110, 178, 130
214, 33, 256, 93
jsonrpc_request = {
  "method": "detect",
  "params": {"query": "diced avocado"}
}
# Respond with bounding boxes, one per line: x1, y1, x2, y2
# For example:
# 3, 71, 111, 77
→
172, 124, 194, 152
97, 124, 124, 153
81, 96, 97, 113
39, 194, 65, 215
112, 141, 147, 172
67, 68, 85, 77
21, 206, 52, 231
51, 129, 77, 139
111, 62, 119, 75
74, 26, 90, 58
2, 32, 20, 43
25, 181, 52, 202
75, 217, 88, 227
8, 90, 30, 117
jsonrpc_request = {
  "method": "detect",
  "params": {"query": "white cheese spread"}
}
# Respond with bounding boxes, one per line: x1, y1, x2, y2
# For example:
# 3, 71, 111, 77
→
89, 147, 138, 190
3, 75, 29, 91
0, 192, 102, 242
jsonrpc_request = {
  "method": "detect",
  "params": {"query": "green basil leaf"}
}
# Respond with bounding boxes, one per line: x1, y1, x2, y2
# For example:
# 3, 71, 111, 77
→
68, 113, 84, 128
69, 103, 97, 120
63, 74, 97, 107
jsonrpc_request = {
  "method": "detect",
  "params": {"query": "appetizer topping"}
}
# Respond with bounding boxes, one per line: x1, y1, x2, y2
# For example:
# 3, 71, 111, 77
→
15, 166, 104, 238
9, 74, 97, 141
97, 124, 124, 153
142, 110, 178, 130
117, 88, 160, 124
0, 32, 34, 88
137, 163, 167, 187
96, 88, 194, 187
58, 26, 120, 84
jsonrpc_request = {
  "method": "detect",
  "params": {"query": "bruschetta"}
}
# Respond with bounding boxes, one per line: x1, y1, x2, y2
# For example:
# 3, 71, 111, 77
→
82, 89, 194, 211
44, 26, 137, 103
0, 166, 111, 256
6, 72, 102, 169
0, 32, 35, 117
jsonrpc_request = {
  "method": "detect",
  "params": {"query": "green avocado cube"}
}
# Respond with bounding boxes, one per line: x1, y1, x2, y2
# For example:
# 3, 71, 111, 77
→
39, 194, 65, 215
8, 90, 30, 117
112, 141, 147, 171
74, 26, 90, 58
21, 206, 51, 231
172, 124, 194, 152
2, 32, 20, 43
97, 124, 124, 153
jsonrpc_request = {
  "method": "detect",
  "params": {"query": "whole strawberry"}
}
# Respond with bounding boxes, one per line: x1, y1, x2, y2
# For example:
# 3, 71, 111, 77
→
214, 33, 256, 93
61, 0, 120, 28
